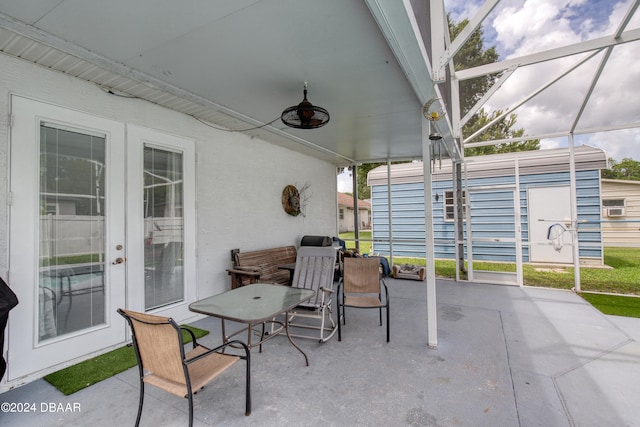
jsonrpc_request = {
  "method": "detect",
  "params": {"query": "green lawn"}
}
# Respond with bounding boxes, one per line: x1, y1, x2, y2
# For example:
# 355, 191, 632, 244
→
339, 234, 640, 311
44, 325, 208, 395
353, 241, 639, 296
338, 231, 372, 255
580, 292, 640, 318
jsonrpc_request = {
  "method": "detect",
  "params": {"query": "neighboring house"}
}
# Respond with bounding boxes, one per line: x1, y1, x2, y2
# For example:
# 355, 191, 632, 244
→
601, 179, 640, 247
368, 146, 608, 267
338, 193, 371, 232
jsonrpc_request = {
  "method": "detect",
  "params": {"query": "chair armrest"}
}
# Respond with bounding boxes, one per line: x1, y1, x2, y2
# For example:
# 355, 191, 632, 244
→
380, 278, 390, 303
184, 339, 250, 364
227, 268, 261, 289
226, 268, 260, 277
180, 326, 198, 350
318, 286, 335, 304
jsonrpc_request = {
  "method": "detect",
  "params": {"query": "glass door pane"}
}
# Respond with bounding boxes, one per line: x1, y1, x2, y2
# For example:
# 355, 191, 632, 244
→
144, 146, 184, 310
38, 124, 106, 341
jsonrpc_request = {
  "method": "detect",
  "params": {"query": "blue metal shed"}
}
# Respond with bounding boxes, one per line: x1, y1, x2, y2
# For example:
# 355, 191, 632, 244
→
368, 146, 608, 269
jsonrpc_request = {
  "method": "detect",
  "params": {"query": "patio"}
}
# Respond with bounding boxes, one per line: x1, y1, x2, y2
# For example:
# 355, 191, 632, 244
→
2, 278, 639, 427
2, 0, 640, 395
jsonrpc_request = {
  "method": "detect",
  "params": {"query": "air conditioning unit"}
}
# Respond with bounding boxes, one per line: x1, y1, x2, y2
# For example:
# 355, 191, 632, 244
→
607, 207, 625, 217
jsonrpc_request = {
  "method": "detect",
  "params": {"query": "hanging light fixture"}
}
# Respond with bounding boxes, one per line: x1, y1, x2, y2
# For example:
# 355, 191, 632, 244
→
281, 83, 330, 129
423, 98, 445, 169
423, 98, 443, 141
428, 120, 442, 141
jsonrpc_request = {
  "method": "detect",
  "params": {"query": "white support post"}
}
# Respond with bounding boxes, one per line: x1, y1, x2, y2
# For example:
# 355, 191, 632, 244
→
451, 72, 461, 140
352, 166, 360, 252
568, 134, 581, 292
514, 159, 524, 286
423, 117, 437, 348
387, 160, 394, 264
453, 161, 462, 282
430, 0, 446, 83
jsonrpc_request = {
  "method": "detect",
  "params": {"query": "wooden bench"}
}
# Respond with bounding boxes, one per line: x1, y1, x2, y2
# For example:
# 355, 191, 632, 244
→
227, 245, 297, 288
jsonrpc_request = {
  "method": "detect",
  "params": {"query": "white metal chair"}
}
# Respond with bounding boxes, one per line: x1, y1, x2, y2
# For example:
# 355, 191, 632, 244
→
286, 246, 338, 342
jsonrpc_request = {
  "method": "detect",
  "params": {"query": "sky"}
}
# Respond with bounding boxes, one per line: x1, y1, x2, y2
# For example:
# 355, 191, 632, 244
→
338, 0, 640, 194
444, 0, 640, 159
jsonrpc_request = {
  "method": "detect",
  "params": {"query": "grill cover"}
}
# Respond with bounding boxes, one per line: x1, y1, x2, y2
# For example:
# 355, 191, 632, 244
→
300, 235, 332, 247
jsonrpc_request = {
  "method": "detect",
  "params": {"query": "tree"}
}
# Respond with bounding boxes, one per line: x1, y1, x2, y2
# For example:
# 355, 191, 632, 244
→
461, 110, 540, 155
338, 163, 391, 200
449, 16, 539, 156
602, 158, 640, 181
449, 16, 499, 118
339, 16, 541, 196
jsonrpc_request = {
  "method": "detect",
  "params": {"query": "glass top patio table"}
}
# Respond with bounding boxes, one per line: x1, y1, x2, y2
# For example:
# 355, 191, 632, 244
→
189, 283, 314, 322
189, 283, 315, 365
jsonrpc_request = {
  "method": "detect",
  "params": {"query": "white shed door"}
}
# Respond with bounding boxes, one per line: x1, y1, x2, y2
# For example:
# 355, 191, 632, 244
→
528, 186, 573, 264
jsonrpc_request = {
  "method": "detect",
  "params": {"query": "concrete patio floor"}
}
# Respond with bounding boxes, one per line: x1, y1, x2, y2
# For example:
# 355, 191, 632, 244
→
1, 278, 639, 426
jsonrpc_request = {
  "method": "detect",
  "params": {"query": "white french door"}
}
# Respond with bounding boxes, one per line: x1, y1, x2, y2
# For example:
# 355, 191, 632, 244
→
8, 96, 127, 380
125, 124, 196, 321
7, 97, 195, 382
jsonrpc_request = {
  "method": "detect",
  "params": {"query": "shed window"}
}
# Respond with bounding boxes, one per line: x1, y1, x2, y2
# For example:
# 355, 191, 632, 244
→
444, 190, 466, 221
602, 198, 625, 207
339, 208, 344, 220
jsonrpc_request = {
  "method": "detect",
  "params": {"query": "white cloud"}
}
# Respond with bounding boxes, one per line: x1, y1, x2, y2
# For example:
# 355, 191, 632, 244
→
578, 130, 640, 160
448, 0, 640, 161
444, 0, 484, 23
337, 170, 352, 193
493, 1, 579, 55
539, 137, 564, 151
537, 130, 640, 162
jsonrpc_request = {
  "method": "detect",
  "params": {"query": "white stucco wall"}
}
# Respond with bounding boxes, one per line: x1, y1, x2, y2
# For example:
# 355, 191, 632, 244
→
0, 53, 338, 299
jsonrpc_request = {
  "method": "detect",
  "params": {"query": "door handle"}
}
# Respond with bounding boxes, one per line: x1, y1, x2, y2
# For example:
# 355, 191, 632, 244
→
112, 257, 126, 265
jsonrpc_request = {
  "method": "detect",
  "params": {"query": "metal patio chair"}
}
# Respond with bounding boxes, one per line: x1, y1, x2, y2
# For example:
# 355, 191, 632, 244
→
117, 309, 251, 427
287, 246, 339, 342
337, 257, 390, 342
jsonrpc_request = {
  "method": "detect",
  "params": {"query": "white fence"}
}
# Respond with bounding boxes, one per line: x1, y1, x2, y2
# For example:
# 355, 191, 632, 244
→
40, 215, 183, 259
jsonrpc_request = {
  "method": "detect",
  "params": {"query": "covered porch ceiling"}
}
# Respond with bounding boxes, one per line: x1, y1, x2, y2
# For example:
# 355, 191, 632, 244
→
0, 0, 454, 167
1, 1, 638, 167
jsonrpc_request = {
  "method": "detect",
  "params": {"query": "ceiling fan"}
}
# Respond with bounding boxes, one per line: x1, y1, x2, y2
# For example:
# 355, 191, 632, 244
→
281, 84, 330, 129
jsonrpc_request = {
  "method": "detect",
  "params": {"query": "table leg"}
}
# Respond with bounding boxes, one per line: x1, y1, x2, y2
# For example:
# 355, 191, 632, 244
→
221, 319, 228, 351
284, 310, 309, 366
219, 312, 308, 365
